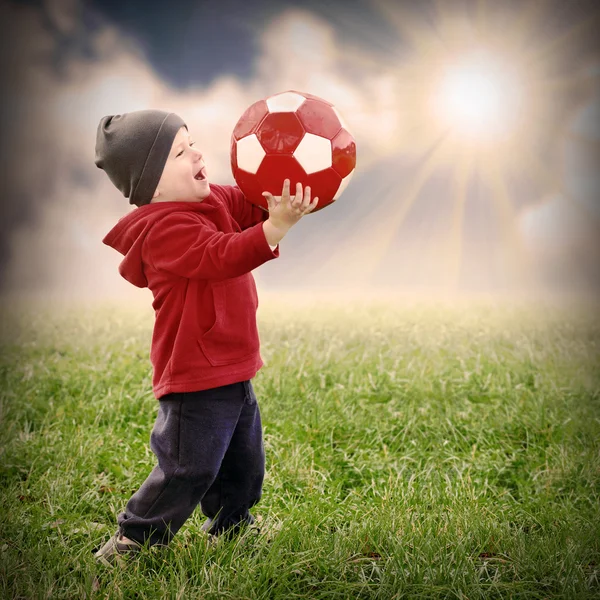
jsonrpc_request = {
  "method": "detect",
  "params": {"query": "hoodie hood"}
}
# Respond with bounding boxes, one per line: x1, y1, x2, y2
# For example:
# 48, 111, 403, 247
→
102, 195, 219, 288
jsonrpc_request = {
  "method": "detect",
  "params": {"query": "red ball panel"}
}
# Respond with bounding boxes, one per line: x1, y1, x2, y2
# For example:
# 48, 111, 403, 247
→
331, 128, 356, 178
296, 98, 342, 139
232, 100, 269, 140
257, 112, 305, 154
306, 168, 342, 211
255, 154, 308, 197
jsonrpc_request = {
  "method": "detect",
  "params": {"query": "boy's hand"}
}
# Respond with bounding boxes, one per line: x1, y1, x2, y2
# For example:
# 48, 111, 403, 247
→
262, 179, 319, 233
261, 179, 319, 246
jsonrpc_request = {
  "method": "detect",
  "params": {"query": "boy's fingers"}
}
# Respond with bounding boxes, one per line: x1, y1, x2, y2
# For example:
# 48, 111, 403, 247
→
295, 182, 302, 206
302, 186, 311, 208
307, 197, 319, 212
281, 179, 290, 200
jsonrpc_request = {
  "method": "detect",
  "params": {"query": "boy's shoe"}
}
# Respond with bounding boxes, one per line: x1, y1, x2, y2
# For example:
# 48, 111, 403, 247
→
201, 516, 261, 541
94, 532, 142, 567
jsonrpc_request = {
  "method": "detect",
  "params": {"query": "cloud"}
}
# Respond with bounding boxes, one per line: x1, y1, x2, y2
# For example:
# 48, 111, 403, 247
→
0, 3, 409, 300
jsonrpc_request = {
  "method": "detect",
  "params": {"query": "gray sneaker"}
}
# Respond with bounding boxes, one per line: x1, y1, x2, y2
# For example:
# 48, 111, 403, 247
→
94, 532, 142, 567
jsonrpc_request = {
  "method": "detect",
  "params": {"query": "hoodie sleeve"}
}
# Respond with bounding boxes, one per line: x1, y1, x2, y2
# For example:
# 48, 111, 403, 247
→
145, 212, 278, 280
223, 185, 270, 231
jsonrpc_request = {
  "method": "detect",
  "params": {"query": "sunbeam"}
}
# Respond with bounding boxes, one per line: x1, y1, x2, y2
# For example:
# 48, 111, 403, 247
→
347, 132, 450, 286
445, 155, 473, 292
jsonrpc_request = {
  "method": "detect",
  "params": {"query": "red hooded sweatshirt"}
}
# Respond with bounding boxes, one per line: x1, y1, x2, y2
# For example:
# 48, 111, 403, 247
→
102, 183, 279, 399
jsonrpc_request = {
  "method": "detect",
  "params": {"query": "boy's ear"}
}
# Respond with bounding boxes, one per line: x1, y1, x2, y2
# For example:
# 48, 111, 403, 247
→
153, 189, 159, 198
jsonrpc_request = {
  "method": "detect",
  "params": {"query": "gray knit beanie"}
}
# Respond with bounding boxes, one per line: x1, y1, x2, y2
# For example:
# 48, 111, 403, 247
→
95, 109, 187, 207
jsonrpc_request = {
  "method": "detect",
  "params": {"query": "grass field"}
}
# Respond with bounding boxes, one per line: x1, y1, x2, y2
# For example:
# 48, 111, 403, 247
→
0, 293, 599, 599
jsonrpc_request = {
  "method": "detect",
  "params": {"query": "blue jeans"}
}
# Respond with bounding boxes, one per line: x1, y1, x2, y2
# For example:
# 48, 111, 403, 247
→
117, 380, 264, 545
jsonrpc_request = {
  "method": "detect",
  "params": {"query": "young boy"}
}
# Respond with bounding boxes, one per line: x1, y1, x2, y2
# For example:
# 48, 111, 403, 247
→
93, 109, 318, 566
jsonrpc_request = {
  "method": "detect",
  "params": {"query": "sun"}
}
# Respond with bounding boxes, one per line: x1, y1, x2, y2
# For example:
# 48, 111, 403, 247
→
431, 50, 525, 143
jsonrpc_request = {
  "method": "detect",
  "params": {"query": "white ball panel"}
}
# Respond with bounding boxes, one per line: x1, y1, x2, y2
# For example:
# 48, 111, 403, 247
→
293, 133, 332, 174
266, 92, 306, 113
333, 169, 354, 200
332, 106, 351, 133
236, 134, 266, 175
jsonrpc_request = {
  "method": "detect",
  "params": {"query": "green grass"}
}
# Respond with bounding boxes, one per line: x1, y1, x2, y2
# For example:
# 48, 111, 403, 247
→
0, 293, 599, 599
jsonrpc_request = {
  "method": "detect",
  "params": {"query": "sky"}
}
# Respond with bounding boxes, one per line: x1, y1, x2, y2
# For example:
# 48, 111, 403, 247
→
0, 0, 598, 302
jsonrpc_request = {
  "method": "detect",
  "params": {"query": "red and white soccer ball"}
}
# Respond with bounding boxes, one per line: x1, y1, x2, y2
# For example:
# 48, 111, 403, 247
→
230, 90, 356, 213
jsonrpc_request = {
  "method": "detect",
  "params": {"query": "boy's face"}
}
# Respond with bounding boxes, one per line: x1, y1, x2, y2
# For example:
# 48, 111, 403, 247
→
150, 126, 210, 203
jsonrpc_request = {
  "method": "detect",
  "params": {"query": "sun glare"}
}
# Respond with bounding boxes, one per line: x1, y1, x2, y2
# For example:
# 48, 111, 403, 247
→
432, 51, 524, 142
314, 0, 592, 293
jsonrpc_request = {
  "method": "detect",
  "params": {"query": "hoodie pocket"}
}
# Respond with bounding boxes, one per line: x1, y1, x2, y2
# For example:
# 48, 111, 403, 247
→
199, 274, 260, 367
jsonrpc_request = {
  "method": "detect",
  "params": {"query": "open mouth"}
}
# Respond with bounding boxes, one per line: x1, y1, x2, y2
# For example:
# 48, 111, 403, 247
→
194, 166, 207, 181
